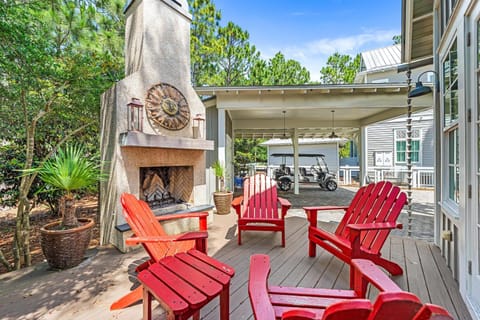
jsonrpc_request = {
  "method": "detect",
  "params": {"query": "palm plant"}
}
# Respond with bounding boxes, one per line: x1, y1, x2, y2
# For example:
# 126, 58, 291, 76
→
212, 160, 226, 192
34, 144, 101, 228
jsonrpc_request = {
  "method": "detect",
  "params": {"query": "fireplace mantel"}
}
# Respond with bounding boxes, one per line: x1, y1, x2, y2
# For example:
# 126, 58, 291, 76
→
120, 131, 214, 150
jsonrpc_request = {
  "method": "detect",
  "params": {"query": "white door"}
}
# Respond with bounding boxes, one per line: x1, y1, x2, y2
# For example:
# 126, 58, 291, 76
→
469, 6, 480, 309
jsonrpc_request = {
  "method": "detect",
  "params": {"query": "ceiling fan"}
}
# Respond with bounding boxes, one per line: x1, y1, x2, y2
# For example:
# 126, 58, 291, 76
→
328, 110, 339, 139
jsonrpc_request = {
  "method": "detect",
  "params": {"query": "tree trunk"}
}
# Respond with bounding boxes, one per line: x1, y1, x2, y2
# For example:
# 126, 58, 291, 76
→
61, 195, 78, 228
0, 248, 12, 271
13, 194, 31, 269
13, 91, 45, 269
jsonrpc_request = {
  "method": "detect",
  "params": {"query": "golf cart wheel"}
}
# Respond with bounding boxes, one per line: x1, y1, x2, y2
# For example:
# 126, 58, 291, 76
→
279, 178, 291, 191
326, 180, 337, 191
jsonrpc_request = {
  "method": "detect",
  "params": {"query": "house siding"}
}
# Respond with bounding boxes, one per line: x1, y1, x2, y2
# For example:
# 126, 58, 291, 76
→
206, 106, 218, 167
367, 112, 434, 168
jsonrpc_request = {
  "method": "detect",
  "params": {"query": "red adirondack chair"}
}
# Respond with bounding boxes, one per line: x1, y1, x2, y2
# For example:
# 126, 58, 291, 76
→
231, 173, 291, 246
110, 192, 209, 310
303, 181, 406, 279
249, 254, 453, 320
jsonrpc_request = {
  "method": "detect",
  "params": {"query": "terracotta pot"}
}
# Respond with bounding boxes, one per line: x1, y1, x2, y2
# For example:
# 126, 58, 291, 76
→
40, 218, 94, 269
213, 191, 233, 215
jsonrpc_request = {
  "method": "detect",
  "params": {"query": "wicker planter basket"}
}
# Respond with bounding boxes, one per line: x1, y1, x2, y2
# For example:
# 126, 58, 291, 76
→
40, 218, 94, 269
213, 191, 233, 215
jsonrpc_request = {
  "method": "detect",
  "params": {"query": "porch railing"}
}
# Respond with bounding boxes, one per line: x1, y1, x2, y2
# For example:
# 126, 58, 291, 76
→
338, 166, 434, 188
262, 165, 434, 188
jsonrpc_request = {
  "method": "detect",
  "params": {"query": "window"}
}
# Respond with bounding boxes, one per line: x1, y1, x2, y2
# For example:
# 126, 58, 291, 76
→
394, 129, 421, 164
443, 39, 458, 126
441, 0, 459, 32
440, 36, 459, 206
448, 128, 459, 203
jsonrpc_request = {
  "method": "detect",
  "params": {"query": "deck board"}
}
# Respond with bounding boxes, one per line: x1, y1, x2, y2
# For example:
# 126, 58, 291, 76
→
201, 216, 471, 320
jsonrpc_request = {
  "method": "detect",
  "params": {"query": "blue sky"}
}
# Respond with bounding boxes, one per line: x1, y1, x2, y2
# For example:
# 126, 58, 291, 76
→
212, 1, 401, 81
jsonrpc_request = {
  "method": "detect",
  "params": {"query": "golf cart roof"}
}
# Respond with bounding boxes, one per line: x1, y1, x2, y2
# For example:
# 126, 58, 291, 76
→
270, 153, 325, 158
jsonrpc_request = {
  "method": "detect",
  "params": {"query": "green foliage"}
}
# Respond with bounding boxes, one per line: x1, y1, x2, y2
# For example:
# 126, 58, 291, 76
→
189, 0, 222, 86
33, 144, 102, 197
319, 53, 360, 84
392, 35, 402, 45
212, 160, 225, 179
233, 138, 267, 175
188, 0, 310, 87
0, 0, 124, 207
339, 141, 351, 159
215, 22, 260, 86
212, 160, 226, 192
248, 52, 310, 85
0, 0, 124, 268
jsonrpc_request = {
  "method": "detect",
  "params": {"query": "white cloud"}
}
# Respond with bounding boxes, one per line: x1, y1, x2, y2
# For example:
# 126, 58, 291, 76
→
261, 29, 398, 82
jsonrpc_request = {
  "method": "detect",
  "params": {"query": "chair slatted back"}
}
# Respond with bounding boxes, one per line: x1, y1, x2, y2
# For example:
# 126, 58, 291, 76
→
242, 174, 279, 220
120, 193, 195, 261
334, 181, 407, 254
369, 292, 422, 320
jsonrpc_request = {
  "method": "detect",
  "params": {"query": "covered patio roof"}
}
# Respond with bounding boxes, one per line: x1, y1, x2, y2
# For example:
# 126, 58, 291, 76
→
195, 83, 432, 139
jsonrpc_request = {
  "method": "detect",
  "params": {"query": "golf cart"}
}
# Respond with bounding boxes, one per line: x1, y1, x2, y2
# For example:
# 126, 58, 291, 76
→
271, 153, 338, 192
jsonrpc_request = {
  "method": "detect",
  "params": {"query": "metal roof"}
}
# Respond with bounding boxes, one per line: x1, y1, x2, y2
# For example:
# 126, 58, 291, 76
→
360, 45, 401, 72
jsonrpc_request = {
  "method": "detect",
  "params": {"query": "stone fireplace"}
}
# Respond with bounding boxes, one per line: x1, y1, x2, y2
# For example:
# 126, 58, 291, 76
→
99, 0, 214, 251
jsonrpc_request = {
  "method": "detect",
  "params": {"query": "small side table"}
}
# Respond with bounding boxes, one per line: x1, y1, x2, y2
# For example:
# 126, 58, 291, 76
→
138, 249, 235, 320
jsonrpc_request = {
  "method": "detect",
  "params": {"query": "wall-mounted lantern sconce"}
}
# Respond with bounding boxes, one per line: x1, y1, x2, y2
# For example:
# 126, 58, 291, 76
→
127, 98, 144, 132
408, 70, 438, 98
192, 113, 205, 139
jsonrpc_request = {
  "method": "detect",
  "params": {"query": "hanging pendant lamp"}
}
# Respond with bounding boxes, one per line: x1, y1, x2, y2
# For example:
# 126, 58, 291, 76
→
328, 110, 338, 139
281, 110, 289, 139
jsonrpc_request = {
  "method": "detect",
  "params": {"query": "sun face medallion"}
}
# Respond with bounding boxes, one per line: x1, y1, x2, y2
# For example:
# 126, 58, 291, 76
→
145, 83, 190, 131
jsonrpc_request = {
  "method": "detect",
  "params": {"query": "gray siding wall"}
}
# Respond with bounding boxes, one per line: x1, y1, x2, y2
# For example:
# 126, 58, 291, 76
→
206, 106, 218, 167
367, 116, 434, 167
367, 123, 395, 167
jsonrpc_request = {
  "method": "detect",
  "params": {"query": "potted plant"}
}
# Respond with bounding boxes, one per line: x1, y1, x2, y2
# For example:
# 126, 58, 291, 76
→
29, 144, 102, 269
212, 160, 233, 214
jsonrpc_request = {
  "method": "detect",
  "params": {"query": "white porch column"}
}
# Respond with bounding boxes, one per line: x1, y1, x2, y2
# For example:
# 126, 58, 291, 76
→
359, 126, 368, 186
293, 129, 299, 195
217, 108, 227, 167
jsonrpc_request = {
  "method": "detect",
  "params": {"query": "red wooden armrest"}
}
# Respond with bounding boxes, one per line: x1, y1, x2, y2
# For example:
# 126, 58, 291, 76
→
303, 205, 349, 212
351, 259, 402, 297
232, 196, 243, 215
303, 206, 349, 227
126, 231, 208, 245
155, 211, 208, 221
231, 196, 243, 206
249, 254, 276, 320
278, 197, 291, 217
278, 197, 291, 207
347, 222, 402, 231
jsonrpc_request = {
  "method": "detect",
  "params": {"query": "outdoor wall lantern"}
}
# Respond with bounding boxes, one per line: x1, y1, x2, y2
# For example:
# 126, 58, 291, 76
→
192, 113, 205, 139
408, 70, 438, 98
127, 98, 144, 132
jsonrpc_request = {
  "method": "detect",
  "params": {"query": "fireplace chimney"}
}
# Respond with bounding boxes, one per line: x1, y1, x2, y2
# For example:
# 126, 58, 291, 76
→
100, 0, 214, 252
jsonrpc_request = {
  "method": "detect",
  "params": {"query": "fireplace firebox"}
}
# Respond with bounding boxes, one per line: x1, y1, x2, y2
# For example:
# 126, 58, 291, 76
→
140, 166, 193, 209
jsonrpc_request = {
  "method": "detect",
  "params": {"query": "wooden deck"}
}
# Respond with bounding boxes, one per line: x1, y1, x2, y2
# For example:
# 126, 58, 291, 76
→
200, 216, 471, 320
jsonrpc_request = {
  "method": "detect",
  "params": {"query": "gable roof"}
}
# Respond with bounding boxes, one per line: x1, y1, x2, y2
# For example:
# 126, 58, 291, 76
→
360, 45, 401, 72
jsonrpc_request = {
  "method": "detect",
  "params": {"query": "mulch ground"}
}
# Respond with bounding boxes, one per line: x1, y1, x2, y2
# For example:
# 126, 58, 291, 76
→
0, 197, 100, 274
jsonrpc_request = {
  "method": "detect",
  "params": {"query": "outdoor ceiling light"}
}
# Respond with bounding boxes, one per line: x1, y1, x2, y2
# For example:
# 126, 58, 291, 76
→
280, 110, 289, 139
408, 70, 438, 98
328, 110, 338, 139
